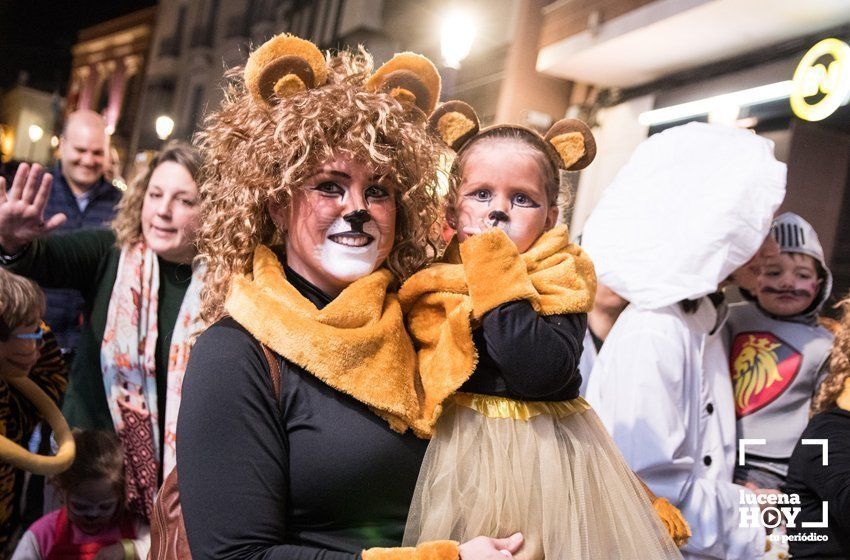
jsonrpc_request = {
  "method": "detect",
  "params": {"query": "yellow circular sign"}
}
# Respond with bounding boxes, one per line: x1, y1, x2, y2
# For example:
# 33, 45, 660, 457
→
791, 38, 850, 122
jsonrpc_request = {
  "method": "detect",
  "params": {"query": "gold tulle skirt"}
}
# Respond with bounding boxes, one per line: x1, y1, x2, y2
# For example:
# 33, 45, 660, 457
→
403, 394, 682, 559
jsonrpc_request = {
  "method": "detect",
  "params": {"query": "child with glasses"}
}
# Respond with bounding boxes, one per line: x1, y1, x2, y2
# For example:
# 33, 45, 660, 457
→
0, 268, 68, 553
12, 429, 149, 560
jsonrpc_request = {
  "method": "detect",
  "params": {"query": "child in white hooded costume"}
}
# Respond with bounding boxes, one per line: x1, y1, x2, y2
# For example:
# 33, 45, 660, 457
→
583, 123, 786, 560
728, 212, 834, 489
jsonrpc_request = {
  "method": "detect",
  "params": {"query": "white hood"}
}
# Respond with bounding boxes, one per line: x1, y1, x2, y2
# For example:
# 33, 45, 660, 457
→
581, 122, 786, 310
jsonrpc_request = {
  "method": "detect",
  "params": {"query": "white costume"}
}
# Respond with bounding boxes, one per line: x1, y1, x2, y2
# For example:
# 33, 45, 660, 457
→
583, 123, 786, 559
578, 329, 597, 396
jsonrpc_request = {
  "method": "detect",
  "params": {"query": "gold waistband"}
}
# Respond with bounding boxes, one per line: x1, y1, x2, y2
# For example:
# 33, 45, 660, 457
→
453, 393, 591, 420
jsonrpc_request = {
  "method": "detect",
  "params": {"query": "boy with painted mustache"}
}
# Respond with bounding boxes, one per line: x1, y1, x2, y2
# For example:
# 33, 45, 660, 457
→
727, 212, 834, 491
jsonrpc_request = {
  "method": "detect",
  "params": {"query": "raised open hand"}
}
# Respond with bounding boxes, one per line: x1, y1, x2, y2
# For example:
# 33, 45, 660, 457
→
0, 163, 66, 254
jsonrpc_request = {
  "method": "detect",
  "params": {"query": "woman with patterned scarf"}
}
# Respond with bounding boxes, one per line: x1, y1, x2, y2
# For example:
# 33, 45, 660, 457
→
0, 143, 205, 523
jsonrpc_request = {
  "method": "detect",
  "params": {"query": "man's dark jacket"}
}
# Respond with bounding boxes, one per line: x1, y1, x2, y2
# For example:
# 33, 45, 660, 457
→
43, 164, 121, 351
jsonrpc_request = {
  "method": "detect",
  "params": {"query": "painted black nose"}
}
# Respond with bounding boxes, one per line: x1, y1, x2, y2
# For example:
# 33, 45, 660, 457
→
488, 210, 509, 223
343, 209, 372, 232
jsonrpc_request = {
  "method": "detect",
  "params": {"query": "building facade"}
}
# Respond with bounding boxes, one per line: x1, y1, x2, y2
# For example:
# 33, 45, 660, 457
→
134, 0, 574, 150
0, 86, 62, 165
67, 7, 157, 171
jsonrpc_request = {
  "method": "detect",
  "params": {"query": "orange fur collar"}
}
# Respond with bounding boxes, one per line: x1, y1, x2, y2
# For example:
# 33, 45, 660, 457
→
225, 245, 420, 434
400, 226, 596, 435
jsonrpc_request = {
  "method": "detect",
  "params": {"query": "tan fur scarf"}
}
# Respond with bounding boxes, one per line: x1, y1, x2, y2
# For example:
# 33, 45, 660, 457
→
225, 245, 420, 434
399, 225, 597, 435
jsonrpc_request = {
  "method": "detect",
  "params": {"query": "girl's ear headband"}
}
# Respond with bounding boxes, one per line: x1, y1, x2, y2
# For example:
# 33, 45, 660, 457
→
544, 118, 597, 171
244, 33, 441, 116
428, 100, 597, 171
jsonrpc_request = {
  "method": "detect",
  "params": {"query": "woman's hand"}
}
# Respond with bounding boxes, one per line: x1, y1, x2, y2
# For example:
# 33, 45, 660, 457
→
0, 163, 65, 254
459, 532, 523, 559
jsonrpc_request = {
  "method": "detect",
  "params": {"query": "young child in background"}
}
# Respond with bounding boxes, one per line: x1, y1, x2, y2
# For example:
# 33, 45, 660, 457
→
727, 212, 834, 489
0, 268, 68, 554
401, 103, 684, 559
12, 430, 149, 560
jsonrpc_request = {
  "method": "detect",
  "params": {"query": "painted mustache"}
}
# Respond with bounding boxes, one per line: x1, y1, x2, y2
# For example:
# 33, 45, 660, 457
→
761, 286, 813, 298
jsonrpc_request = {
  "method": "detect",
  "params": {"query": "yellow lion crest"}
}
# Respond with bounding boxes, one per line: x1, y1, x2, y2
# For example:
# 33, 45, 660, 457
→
732, 335, 783, 413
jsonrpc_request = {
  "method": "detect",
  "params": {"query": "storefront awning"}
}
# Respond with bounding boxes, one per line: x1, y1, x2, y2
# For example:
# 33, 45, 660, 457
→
537, 0, 850, 88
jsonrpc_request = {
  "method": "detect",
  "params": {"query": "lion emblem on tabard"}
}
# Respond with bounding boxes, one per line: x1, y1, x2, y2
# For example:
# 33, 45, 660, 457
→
730, 332, 802, 417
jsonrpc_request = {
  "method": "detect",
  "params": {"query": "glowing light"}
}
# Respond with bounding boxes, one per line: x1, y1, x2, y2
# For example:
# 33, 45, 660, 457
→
155, 115, 175, 141
707, 103, 740, 126
639, 81, 793, 126
50, 135, 59, 148
441, 9, 476, 69
791, 38, 850, 122
28, 124, 44, 143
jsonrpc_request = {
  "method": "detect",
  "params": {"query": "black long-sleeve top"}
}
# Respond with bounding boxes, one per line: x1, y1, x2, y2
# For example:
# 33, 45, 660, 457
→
459, 300, 587, 401
177, 267, 429, 559
784, 407, 850, 558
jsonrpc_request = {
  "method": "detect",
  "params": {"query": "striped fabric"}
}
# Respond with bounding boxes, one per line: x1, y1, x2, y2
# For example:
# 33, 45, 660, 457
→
0, 325, 68, 550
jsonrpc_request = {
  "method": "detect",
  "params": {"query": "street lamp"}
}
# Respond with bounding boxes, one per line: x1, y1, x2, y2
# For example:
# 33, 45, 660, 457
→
441, 9, 476, 69
440, 9, 476, 99
27, 124, 43, 162
155, 115, 175, 141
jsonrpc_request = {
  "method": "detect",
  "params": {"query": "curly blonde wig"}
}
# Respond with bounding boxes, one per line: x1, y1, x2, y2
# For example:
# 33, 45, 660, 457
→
111, 142, 203, 247
196, 49, 444, 322
811, 294, 850, 415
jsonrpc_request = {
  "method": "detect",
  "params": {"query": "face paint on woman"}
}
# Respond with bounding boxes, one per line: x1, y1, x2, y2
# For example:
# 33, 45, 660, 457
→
272, 155, 397, 296
319, 213, 383, 282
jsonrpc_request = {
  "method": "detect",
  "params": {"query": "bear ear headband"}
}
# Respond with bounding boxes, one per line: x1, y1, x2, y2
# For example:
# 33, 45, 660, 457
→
244, 34, 329, 105
365, 52, 441, 115
244, 33, 441, 116
428, 100, 597, 171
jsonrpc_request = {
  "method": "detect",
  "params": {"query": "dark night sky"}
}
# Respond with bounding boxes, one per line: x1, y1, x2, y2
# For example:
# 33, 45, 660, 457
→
0, 0, 156, 95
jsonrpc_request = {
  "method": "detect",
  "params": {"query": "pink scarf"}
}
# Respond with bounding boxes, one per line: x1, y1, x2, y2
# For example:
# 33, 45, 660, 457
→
101, 241, 204, 519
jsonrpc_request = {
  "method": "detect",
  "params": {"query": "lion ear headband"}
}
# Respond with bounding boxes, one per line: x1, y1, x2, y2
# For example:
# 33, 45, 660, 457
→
428, 100, 597, 171
244, 33, 441, 115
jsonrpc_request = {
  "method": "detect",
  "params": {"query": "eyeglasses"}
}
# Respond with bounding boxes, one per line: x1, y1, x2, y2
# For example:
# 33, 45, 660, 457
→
13, 326, 45, 346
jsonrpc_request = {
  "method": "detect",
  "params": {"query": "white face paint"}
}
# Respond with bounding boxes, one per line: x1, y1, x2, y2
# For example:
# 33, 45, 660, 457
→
484, 216, 513, 239
318, 216, 382, 282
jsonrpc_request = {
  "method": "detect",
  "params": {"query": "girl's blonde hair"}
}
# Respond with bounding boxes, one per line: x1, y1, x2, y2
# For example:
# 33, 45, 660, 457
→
111, 142, 203, 247
811, 295, 850, 415
196, 50, 443, 323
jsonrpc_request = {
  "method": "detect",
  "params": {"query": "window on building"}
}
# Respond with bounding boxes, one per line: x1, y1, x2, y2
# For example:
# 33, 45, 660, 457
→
188, 84, 206, 131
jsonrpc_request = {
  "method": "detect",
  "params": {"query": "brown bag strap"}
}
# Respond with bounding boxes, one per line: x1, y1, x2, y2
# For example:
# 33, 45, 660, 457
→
260, 344, 282, 402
